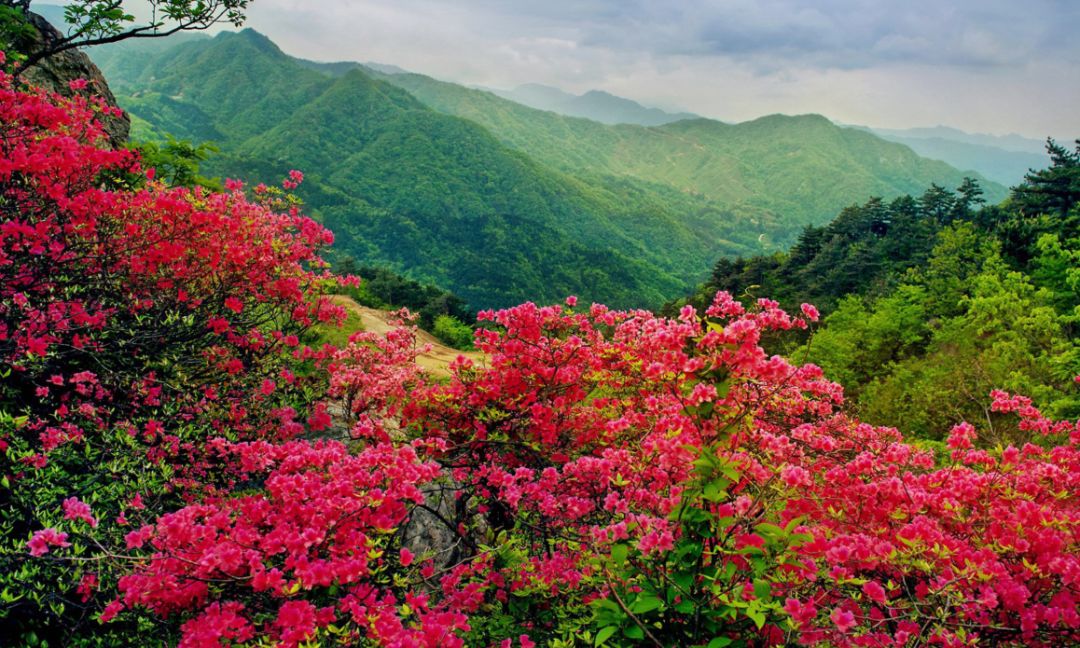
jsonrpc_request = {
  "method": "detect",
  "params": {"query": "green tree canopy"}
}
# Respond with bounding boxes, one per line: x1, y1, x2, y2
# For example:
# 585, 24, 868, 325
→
1, 0, 251, 74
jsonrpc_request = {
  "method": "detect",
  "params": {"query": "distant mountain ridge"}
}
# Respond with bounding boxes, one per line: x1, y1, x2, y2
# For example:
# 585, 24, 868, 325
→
488, 83, 699, 126
844, 124, 1051, 186
870, 126, 1047, 154
292, 58, 408, 77
375, 70, 1007, 225
83, 27, 1009, 310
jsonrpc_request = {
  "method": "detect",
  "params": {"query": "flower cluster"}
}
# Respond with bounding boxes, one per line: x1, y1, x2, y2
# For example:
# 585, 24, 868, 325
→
5, 60, 1078, 647
0, 65, 347, 642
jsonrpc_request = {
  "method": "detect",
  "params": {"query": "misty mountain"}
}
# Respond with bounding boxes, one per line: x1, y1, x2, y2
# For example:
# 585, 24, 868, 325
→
870, 126, 1047, 154
85, 28, 1007, 310
866, 133, 1049, 187
844, 125, 1050, 186
488, 83, 699, 127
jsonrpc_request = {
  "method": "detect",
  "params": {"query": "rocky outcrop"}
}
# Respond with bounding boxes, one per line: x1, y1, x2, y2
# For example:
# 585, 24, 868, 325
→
18, 11, 130, 148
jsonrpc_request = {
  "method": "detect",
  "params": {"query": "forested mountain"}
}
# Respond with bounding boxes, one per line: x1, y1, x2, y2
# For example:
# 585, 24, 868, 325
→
860, 126, 1050, 186
674, 141, 1080, 440
89, 28, 1007, 309
369, 71, 1007, 234
489, 83, 699, 126
94, 29, 748, 309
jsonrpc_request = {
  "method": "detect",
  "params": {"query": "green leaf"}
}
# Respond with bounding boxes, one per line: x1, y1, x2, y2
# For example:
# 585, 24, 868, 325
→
623, 625, 645, 640
610, 543, 629, 566
703, 480, 728, 502
595, 626, 617, 646
629, 595, 663, 615
746, 605, 766, 630
752, 579, 771, 600
707, 638, 733, 648
755, 522, 786, 540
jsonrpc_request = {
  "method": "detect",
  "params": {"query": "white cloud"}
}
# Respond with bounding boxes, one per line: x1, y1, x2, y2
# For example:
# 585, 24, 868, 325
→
234, 0, 1079, 138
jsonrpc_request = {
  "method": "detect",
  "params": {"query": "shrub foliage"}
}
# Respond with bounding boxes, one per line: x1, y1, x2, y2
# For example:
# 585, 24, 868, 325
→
1, 59, 1078, 647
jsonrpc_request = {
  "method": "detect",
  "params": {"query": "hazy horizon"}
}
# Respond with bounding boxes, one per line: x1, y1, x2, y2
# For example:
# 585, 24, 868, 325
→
46, 0, 1080, 141
236, 0, 1078, 142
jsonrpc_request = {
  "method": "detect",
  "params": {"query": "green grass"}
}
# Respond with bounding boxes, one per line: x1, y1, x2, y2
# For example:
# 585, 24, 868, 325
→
312, 307, 365, 348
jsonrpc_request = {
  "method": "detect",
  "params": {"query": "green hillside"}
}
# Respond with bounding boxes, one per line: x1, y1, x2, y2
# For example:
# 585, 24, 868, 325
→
670, 142, 1080, 439
95, 30, 755, 309
89, 28, 1008, 308
372, 71, 1009, 233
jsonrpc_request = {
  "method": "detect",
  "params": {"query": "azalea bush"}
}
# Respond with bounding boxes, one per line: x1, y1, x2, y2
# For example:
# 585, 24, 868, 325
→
0, 57, 348, 644
2, 57, 1079, 647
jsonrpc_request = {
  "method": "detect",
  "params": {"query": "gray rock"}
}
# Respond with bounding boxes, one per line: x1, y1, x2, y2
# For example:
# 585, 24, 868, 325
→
18, 11, 130, 148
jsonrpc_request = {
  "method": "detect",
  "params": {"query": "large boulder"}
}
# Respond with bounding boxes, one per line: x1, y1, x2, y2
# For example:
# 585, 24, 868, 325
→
19, 11, 130, 147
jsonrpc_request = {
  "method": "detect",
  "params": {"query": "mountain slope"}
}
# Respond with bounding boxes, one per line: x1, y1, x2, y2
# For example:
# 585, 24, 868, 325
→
87, 28, 1010, 307
94, 30, 748, 309
373, 71, 1009, 235
490, 83, 699, 126
839, 124, 1051, 186
866, 132, 1048, 187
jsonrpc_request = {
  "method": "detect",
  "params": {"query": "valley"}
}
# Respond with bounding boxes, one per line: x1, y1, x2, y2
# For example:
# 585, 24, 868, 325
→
89, 28, 1007, 310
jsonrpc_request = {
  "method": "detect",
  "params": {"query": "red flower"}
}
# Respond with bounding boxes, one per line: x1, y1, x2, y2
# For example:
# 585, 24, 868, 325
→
830, 607, 856, 633
28, 528, 70, 556
62, 497, 98, 528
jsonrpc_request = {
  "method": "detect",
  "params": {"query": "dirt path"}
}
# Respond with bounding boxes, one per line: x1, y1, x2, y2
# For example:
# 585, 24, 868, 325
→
329, 296, 486, 378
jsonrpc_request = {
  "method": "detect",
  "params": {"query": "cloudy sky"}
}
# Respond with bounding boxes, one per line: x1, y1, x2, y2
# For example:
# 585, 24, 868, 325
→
230, 1, 1076, 138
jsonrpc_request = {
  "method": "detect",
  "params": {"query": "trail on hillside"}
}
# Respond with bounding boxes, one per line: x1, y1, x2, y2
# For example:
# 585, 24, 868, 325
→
330, 296, 486, 378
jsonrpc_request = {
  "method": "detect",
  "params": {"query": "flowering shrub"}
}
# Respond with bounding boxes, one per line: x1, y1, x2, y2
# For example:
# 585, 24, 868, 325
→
0, 59, 348, 644
3, 56, 1078, 647
393, 296, 1080, 646
114, 292, 1080, 647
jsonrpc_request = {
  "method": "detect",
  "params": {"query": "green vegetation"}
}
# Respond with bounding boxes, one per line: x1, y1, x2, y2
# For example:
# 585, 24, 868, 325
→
135, 136, 222, 190
87, 28, 1005, 310
681, 178, 988, 314
334, 258, 473, 330
676, 141, 1080, 441
431, 314, 475, 350
311, 305, 365, 348
375, 71, 1008, 245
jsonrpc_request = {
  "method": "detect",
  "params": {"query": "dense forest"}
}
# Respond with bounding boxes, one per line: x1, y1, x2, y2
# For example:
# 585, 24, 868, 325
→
3, 4, 1079, 648
671, 140, 1080, 439
83, 28, 1007, 310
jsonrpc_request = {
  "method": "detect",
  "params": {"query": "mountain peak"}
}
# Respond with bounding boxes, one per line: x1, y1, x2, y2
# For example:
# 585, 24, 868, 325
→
494, 83, 698, 126
226, 28, 289, 58
581, 89, 616, 99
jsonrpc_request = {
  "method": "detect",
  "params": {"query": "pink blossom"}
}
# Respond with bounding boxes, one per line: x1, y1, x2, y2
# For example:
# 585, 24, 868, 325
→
830, 607, 856, 633
62, 497, 98, 528
28, 528, 70, 556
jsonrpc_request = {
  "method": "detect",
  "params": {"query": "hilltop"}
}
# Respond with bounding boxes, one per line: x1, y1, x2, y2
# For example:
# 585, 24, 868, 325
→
89, 28, 1007, 309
